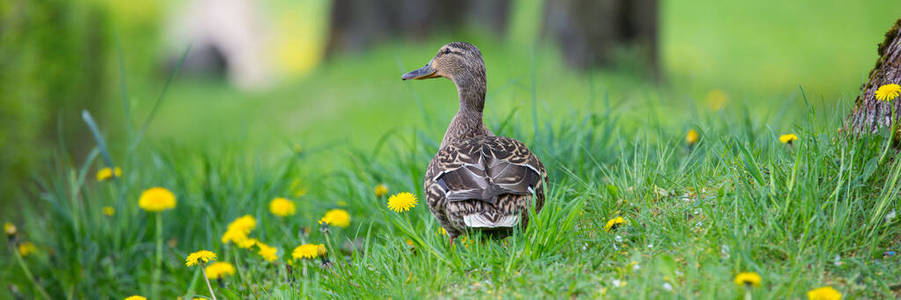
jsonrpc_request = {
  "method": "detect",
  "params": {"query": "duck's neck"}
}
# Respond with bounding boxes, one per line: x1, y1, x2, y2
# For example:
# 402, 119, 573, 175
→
440, 76, 491, 148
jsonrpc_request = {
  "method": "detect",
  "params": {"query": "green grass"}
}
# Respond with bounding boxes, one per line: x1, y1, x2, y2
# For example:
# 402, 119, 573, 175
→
4, 1, 901, 298
3, 71, 901, 298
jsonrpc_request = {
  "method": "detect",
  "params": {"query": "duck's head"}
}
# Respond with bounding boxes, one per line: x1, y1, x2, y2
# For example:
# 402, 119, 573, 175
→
401, 42, 485, 84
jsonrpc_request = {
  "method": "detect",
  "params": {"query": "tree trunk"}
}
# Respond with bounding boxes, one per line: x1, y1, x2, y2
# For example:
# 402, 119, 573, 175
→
847, 18, 901, 134
543, 0, 658, 76
325, 0, 510, 57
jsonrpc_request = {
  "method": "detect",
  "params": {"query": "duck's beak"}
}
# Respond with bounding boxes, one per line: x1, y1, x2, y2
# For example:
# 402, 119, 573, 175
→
401, 61, 438, 80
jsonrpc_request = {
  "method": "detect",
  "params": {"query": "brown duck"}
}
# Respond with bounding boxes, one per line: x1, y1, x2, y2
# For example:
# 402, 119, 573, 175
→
401, 42, 548, 244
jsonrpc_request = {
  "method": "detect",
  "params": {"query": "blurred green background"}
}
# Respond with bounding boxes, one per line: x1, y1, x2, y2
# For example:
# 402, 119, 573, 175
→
2, 0, 899, 207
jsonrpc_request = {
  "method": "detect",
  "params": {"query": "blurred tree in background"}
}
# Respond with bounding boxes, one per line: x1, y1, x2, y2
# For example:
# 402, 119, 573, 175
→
325, 0, 512, 56
544, 0, 658, 75
325, 0, 659, 75
0, 0, 111, 202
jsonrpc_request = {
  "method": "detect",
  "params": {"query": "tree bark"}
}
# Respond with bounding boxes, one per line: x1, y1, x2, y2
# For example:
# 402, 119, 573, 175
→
543, 0, 658, 76
325, 0, 511, 57
847, 18, 901, 134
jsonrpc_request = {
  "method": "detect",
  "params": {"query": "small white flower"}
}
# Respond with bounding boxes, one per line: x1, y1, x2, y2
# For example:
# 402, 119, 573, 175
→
611, 279, 624, 287
887, 209, 897, 222
720, 244, 730, 259
674, 270, 684, 276
662, 282, 673, 291
833, 255, 842, 266
632, 264, 640, 271
647, 243, 654, 248
615, 235, 623, 243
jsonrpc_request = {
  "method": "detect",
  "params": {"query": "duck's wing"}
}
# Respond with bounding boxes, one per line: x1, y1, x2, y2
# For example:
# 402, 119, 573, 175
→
429, 136, 545, 205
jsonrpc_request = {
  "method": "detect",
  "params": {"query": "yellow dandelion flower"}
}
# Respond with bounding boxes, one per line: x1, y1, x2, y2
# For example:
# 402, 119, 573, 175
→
138, 187, 176, 212
875, 83, 901, 102
185, 250, 216, 267
292, 243, 326, 260
226, 215, 257, 233
204, 262, 236, 279
221, 215, 257, 245
374, 184, 389, 198
4, 222, 16, 236
319, 209, 351, 228
779, 134, 798, 144
124, 296, 147, 300
269, 197, 296, 217
221, 229, 245, 245
685, 130, 699, 145
103, 206, 115, 216
406, 239, 414, 247
706, 89, 728, 111
734, 272, 762, 287
18, 242, 36, 257
438, 227, 447, 236
604, 217, 626, 232
96, 166, 122, 181
256, 242, 278, 262
807, 286, 841, 300
387, 192, 417, 213
236, 237, 258, 249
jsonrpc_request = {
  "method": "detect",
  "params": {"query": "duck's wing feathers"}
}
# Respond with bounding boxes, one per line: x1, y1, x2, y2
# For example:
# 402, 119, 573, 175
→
429, 136, 544, 204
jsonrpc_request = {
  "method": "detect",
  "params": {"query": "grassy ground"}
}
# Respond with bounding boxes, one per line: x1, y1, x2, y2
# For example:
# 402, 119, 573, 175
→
4, 0, 901, 299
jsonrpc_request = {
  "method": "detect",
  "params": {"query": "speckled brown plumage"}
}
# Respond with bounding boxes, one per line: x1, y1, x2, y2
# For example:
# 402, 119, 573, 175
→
402, 42, 548, 241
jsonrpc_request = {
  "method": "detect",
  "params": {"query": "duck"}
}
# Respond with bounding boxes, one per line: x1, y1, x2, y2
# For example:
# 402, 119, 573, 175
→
401, 42, 548, 245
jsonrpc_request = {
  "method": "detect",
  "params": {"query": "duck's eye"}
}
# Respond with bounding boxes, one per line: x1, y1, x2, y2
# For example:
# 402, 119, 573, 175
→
442, 49, 451, 55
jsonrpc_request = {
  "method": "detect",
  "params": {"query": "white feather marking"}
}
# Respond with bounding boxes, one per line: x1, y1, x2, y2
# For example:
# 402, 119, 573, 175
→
463, 214, 519, 228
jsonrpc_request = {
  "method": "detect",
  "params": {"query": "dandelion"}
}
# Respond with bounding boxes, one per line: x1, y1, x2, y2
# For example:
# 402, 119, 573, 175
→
18, 242, 36, 257
269, 197, 296, 217
138, 187, 176, 212
185, 250, 217, 267
226, 215, 257, 233
205, 262, 236, 279
387, 192, 417, 213
236, 238, 258, 249
706, 89, 728, 111
807, 286, 841, 300
292, 243, 326, 260
874, 83, 901, 102
685, 129, 699, 145
221, 215, 257, 246
96, 166, 122, 181
604, 217, 626, 232
103, 206, 115, 216
779, 134, 798, 145
186, 251, 221, 300
4, 222, 16, 236
124, 296, 147, 300
734, 272, 762, 287
319, 209, 351, 228
256, 242, 278, 262
374, 184, 389, 198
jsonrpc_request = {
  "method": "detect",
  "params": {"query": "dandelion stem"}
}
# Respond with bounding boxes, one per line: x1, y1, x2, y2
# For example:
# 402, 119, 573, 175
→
151, 212, 163, 299
11, 246, 51, 299
199, 262, 218, 300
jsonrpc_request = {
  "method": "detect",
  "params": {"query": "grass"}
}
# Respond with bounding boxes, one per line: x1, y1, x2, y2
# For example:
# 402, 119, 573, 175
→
3, 67, 901, 298
4, 1, 901, 298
